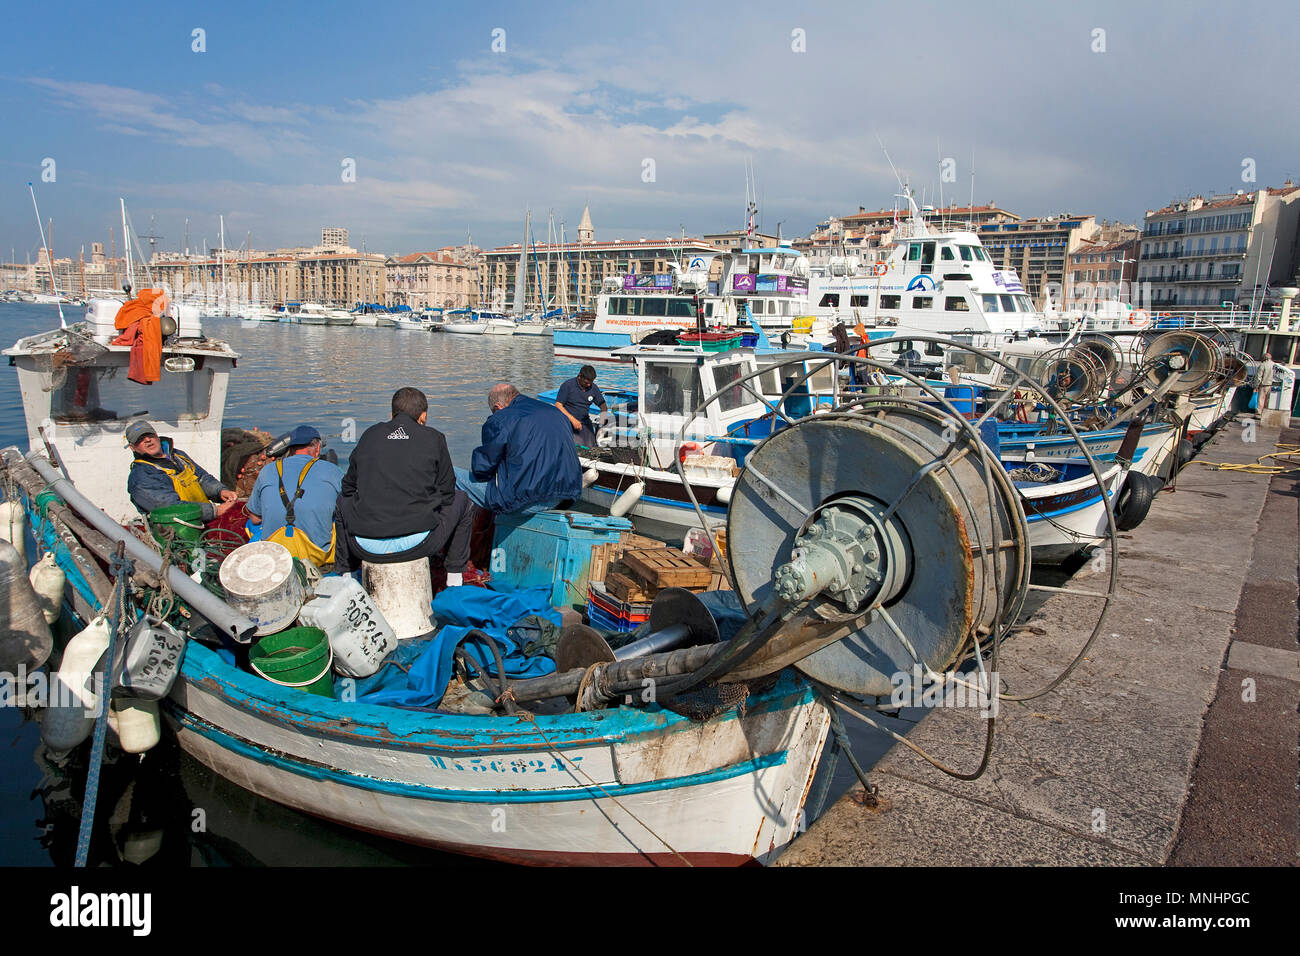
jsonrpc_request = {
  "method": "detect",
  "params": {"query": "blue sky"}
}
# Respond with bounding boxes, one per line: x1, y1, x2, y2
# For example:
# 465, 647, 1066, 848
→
1, 0, 1296, 262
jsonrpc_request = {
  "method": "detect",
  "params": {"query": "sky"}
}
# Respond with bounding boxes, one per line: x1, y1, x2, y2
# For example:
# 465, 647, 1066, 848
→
0, 0, 1296, 262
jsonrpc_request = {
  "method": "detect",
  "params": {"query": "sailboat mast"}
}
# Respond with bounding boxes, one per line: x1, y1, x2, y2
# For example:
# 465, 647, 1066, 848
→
120, 199, 134, 292
513, 208, 529, 315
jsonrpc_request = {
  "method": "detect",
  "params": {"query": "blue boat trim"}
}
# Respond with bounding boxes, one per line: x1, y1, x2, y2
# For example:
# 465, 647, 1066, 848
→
168, 705, 790, 803
180, 642, 815, 752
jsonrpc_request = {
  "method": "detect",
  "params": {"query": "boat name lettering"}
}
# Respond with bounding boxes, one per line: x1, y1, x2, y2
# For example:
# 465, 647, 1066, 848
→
429, 754, 585, 774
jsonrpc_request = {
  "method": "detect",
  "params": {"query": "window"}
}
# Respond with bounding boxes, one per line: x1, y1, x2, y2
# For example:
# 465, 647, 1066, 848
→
667, 298, 694, 318
850, 295, 870, 307
52, 361, 215, 424
959, 246, 974, 262
982, 294, 1000, 312
945, 296, 970, 312
907, 243, 923, 262
880, 294, 901, 309
1001, 295, 1018, 312
818, 293, 840, 307
941, 246, 955, 260
644, 362, 701, 416
710, 362, 752, 414
642, 298, 667, 317
912, 296, 932, 309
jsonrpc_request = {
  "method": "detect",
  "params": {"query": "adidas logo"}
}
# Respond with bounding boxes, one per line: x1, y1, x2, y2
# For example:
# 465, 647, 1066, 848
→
386, 426, 410, 440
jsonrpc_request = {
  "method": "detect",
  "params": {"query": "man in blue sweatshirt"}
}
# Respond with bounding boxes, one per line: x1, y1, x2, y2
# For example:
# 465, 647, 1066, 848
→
455, 383, 583, 515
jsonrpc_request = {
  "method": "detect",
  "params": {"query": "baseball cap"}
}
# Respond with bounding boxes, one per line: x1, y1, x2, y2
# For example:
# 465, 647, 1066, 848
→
287, 424, 322, 447
579, 365, 597, 381
124, 421, 157, 444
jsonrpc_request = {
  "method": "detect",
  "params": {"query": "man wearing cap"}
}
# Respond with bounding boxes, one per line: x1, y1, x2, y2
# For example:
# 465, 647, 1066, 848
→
555, 365, 610, 446
125, 420, 239, 520
246, 425, 343, 568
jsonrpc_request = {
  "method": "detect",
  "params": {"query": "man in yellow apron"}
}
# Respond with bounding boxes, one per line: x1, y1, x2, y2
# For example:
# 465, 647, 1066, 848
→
246, 425, 342, 568
126, 420, 238, 520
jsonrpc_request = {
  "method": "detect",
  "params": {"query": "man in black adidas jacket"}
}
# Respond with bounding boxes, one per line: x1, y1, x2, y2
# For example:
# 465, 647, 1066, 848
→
337, 387, 472, 583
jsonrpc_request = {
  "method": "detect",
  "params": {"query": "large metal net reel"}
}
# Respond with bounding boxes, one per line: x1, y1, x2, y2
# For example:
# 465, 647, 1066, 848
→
1138, 330, 1223, 395
1029, 346, 1111, 407
672, 337, 1119, 706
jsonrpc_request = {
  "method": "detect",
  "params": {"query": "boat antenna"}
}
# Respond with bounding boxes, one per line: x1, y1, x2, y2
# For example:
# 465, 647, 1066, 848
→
28, 183, 66, 327
969, 149, 976, 230
876, 133, 906, 194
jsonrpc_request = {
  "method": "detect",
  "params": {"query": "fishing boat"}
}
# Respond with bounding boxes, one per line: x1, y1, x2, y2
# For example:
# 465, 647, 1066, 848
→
5, 296, 1090, 865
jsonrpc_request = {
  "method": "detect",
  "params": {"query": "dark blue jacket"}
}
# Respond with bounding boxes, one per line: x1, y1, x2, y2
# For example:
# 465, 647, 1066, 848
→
470, 395, 582, 513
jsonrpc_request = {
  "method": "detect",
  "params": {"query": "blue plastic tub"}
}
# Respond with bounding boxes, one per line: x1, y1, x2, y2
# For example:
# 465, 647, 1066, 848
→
492, 511, 633, 609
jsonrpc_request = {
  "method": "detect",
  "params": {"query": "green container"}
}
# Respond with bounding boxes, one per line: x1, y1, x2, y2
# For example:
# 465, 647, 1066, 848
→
148, 503, 205, 548
248, 626, 334, 697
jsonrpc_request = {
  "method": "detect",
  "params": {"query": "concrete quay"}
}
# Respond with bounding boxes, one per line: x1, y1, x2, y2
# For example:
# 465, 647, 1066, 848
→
776, 421, 1300, 867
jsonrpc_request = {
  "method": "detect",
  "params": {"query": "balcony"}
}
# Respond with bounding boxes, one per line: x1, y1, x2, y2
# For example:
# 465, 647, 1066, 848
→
1142, 249, 1181, 259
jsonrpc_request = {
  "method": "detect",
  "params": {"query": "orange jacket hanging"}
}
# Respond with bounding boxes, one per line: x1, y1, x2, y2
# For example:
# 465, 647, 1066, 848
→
112, 289, 164, 384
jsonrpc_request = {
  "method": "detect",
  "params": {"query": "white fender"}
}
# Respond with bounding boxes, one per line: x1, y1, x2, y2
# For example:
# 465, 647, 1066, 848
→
610, 481, 645, 518
582, 467, 600, 488
715, 483, 733, 506
0, 500, 26, 563
109, 698, 161, 754
0, 540, 51, 671
30, 552, 66, 625
40, 615, 111, 751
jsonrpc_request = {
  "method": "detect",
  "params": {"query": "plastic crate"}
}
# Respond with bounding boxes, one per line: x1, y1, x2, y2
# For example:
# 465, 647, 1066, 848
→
491, 510, 633, 608
587, 582, 651, 632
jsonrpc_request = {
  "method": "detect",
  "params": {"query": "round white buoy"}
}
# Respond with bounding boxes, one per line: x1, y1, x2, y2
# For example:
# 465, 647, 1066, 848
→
40, 616, 111, 752
30, 552, 66, 625
108, 698, 161, 754
0, 500, 27, 563
218, 541, 304, 636
582, 467, 600, 488
0, 540, 52, 671
610, 481, 645, 518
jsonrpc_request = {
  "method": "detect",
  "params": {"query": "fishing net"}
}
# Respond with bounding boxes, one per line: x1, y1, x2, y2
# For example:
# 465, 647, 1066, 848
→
659, 674, 778, 722
1005, 462, 1063, 484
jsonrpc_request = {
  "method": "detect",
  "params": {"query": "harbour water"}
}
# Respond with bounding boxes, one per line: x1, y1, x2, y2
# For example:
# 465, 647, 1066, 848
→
0, 302, 904, 866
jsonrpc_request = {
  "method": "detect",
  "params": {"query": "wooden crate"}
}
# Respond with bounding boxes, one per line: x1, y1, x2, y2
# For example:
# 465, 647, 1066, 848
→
622, 547, 712, 590
588, 532, 666, 586
605, 568, 658, 603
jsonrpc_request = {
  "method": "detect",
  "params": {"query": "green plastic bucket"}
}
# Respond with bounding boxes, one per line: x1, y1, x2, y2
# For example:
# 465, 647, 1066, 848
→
148, 503, 205, 548
248, 626, 334, 697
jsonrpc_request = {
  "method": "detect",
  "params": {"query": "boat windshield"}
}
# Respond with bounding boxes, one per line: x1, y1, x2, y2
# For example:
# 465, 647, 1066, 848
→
710, 362, 754, 414
49, 362, 215, 424
643, 362, 702, 416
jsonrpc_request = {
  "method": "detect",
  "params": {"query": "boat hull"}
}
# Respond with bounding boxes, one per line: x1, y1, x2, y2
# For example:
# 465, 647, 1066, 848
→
166, 643, 830, 866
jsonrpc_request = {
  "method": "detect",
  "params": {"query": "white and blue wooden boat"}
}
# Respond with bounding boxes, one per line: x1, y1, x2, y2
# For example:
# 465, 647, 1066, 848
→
1, 303, 835, 866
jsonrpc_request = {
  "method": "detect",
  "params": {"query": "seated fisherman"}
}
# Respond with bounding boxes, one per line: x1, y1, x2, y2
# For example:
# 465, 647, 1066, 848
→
455, 383, 583, 516
337, 387, 473, 585
126, 420, 239, 520
246, 425, 342, 568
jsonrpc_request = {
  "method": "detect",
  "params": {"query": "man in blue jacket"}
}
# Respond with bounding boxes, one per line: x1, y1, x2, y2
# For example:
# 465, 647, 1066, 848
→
455, 383, 583, 515
125, 420, 239, 520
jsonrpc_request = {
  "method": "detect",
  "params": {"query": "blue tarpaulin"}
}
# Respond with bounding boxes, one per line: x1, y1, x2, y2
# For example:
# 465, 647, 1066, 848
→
348, 586, 560, 709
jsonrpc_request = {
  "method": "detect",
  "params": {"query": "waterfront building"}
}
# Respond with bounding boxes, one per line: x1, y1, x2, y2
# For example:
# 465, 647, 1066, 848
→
1135, 184, 1300, 311
151, 244, 387, 308
482, 209, 716, 310
978, 214, 1098, 309
321, 226, 349, 250
1065, 224, 1141, 312
385, 252, 477, 308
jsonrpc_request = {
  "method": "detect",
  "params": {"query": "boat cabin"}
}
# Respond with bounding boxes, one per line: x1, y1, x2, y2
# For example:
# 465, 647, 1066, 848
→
3, 304, 237, 523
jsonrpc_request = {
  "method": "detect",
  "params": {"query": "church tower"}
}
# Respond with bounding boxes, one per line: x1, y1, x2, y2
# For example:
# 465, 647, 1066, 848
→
577, 205, 594, 243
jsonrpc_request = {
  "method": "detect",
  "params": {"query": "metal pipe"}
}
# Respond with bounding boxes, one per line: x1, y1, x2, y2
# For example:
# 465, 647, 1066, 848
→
613, 623, 691, 661
21, 450, 258, 641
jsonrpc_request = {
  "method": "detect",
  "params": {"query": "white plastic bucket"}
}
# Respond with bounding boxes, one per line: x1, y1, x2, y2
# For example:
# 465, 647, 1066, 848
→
218, 541, 304, 637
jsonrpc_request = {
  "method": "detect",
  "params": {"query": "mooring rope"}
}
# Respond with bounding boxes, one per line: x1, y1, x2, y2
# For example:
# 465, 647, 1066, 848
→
74, 543, 134, 867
